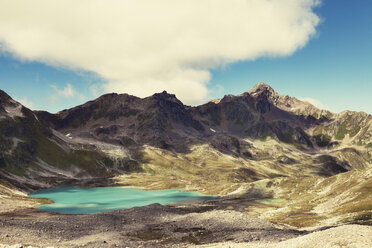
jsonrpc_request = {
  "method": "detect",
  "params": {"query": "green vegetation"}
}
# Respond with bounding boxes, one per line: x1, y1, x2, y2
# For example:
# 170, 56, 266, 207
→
335, 115, 352, 140
313, 126, 325, 136
0, 115, 139, 177
259, 167, 372, 227
335, 130, 346, 140
349, 126, 361, 137
116, 145, 278, 195
256, 136, 268, 142
37, 136, 142, 175
335, 114, 364, 140
0, 135, 35, 176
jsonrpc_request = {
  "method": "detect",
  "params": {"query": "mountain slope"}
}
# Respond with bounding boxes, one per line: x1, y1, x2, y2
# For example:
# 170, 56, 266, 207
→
0, 90, 142, 191
0, 83, 371, 227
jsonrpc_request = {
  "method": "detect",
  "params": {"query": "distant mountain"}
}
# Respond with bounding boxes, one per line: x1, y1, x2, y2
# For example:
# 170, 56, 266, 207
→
36, 83, 324, 150
34, 83, 371, 152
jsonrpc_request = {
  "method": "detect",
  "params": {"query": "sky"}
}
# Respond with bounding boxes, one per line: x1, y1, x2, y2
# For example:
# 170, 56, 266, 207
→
0, 0, 371, 114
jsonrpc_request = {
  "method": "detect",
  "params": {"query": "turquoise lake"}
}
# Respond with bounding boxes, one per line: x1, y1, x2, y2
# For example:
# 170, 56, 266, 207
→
29, 185, 215, 214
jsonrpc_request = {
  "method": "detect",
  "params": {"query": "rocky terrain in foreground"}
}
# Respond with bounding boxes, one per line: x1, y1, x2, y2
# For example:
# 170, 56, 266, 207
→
0, 202, 303, 247
0, 201, 371, 248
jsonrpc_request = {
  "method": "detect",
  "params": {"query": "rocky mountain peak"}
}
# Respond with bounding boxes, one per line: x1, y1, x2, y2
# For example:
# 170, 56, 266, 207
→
153, 90, 175, 98
151, 91, 181, 104
249, 82, 276, 96
0, 89, 20, 112
0, 89, 12, 103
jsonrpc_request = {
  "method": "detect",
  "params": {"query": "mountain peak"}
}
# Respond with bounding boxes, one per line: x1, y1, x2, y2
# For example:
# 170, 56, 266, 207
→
249, 82, 276, 95
152, 90, 179, 101
0, 89, 11, 102
0, 89, 17, 109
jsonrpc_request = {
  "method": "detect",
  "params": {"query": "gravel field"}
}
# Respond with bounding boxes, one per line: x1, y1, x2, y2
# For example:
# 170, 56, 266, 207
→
0, 202, 305, 248
189, 225, 372, 248
0, 200, 370, 248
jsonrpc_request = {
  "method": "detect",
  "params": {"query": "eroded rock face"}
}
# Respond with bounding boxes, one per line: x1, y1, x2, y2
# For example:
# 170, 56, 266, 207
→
30, 82, 370, 153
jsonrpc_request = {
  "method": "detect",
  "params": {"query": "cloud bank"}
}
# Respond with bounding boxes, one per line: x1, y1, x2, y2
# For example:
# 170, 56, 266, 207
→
0, 0, 320, 105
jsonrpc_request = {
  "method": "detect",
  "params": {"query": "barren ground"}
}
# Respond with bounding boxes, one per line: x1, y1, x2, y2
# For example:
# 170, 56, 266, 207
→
0, 198, 371, 248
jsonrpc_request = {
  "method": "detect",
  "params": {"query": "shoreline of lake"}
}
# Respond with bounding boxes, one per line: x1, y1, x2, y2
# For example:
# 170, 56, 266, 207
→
29, 185, 217, 214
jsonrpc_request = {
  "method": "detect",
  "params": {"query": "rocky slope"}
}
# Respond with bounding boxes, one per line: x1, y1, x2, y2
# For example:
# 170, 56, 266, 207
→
32, 83, 372, 155
191, 225, 372, 248
0, 90, 141, 191
0, 83, 371, 228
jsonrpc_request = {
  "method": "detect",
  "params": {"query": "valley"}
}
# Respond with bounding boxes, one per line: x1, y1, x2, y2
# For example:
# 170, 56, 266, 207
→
0, 83, 371, 247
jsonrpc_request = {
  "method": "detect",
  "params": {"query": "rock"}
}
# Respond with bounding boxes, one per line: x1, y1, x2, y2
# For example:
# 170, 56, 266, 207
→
10, 245, 23, 248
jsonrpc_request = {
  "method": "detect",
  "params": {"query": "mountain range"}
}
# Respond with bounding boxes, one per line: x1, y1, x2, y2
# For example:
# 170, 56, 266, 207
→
0, 83, 371, 227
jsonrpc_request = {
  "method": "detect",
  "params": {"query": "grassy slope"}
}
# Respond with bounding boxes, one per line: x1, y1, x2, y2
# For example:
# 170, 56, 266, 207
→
1, 114, 142, 187
313, 112, 372, 147
115, 141, 312, 195
115, 141, 371, 228
253, 168, 372, 228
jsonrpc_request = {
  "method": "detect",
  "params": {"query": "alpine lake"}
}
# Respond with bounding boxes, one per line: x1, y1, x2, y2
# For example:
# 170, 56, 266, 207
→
29, 185, 215, 214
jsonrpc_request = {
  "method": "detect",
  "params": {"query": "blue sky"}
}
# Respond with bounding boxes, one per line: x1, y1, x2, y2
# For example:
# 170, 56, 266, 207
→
0, 0, 371, 114
210, 0, 372, 113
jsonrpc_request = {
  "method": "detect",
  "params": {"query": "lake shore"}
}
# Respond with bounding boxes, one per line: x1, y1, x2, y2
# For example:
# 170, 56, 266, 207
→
1, 179, 371, 247
28, 185, 216, 214
0, 202, 306, 248
1, 198, 371, 248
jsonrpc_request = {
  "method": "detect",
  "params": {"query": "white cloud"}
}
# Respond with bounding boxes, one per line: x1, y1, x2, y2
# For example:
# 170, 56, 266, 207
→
89, 84, 101, 97
51, 83, 76, 98
0, 0, 320, 105
300, 97, 329, 110
15, 96, 35, 110
49, 83, 85, 104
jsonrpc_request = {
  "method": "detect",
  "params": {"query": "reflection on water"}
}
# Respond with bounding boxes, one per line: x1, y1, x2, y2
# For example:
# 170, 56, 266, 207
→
29, 185, 215, 214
